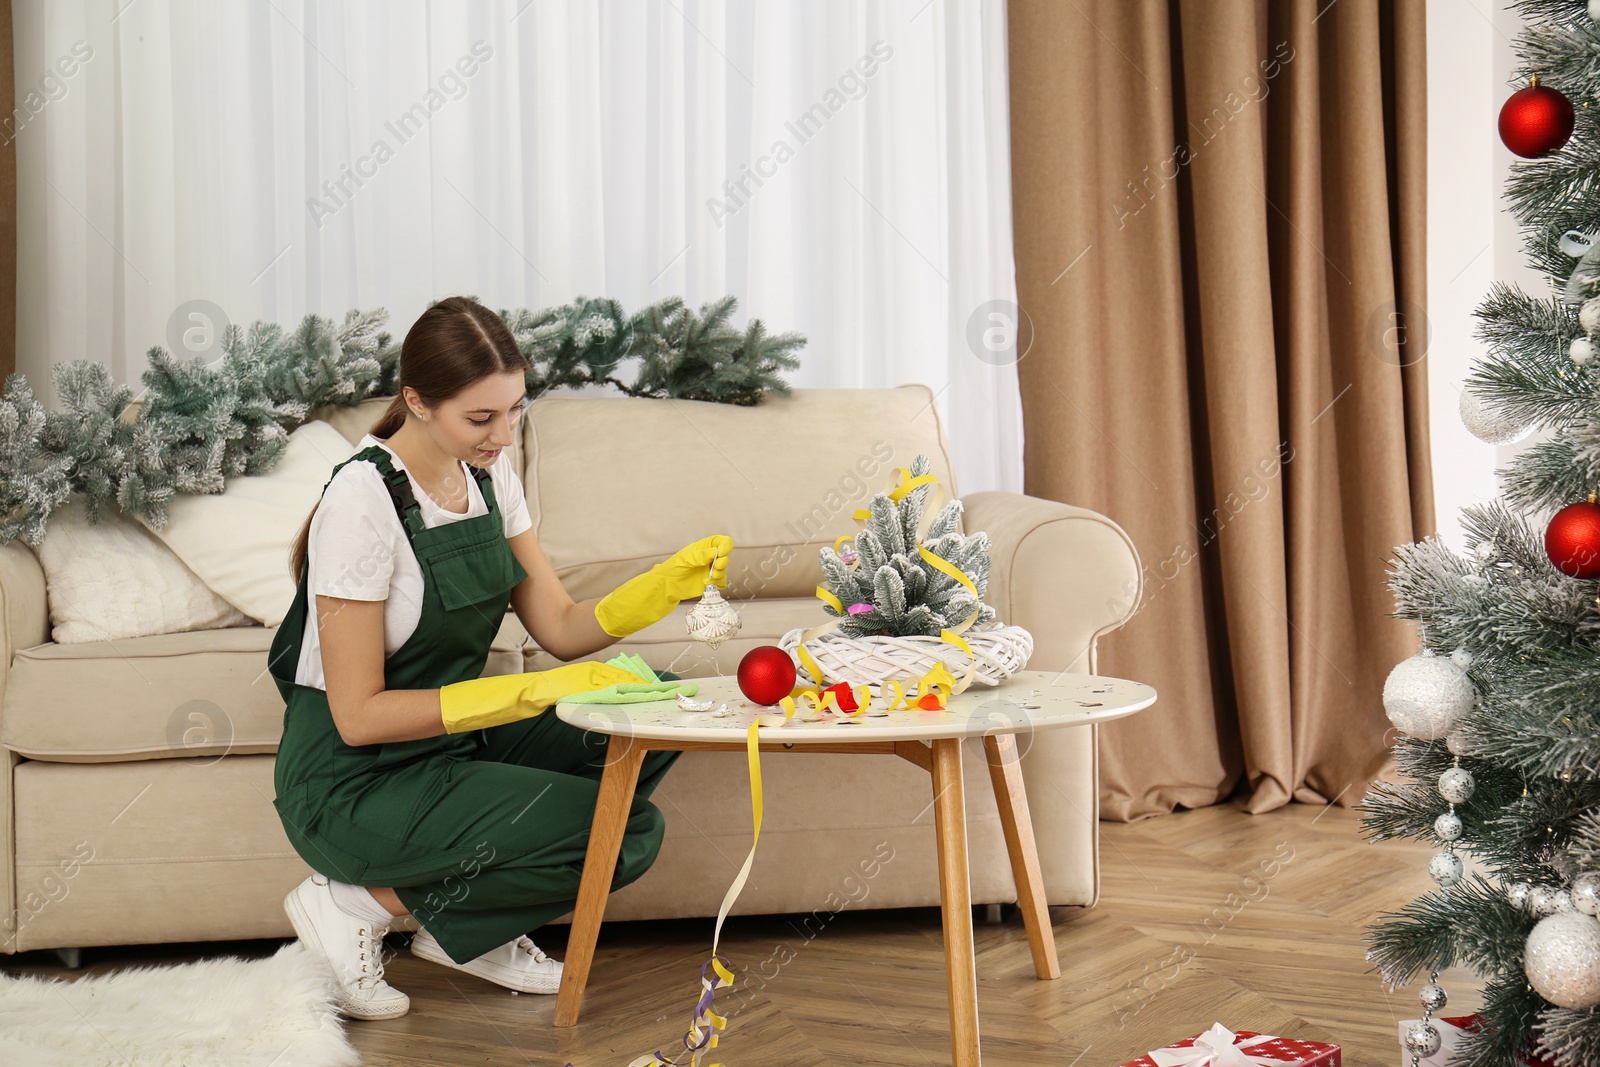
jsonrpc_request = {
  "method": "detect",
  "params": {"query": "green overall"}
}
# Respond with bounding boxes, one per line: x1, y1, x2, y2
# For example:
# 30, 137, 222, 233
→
267, 444, 680, 964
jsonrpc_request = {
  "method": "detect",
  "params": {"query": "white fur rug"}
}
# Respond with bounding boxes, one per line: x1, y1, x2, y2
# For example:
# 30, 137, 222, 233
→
0, 940, 360, 1066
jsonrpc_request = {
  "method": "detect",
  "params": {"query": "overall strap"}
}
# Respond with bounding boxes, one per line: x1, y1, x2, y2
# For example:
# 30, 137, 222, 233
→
345, 445, 494, 540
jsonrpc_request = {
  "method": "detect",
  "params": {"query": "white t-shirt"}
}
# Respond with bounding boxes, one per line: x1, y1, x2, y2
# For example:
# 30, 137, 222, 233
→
294, 434, 533, 690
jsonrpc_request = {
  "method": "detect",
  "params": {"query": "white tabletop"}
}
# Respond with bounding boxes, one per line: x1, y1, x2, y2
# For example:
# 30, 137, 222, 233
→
555, 669, 1156, 744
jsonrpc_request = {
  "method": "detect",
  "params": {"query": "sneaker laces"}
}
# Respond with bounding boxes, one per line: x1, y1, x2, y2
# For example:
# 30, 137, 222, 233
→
513, 935, 553, 964
355, 923, 393, 990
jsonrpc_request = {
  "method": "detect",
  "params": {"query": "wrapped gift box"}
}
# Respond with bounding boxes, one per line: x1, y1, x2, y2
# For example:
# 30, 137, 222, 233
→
1397, 1014, 1557, 1067
1123, 1022, 1341, 1067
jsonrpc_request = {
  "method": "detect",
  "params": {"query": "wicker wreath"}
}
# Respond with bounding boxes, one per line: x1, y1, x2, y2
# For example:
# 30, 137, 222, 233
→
777, 623, 1034, 695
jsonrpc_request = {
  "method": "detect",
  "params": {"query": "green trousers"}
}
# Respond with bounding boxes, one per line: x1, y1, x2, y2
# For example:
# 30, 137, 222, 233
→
344, 710, 682, 965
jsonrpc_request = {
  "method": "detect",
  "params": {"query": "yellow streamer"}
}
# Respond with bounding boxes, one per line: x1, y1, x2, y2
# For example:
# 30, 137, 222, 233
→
634, 723, 762, 1066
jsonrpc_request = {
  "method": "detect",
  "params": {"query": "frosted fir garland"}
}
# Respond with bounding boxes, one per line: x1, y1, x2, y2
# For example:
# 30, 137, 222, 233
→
0, 295, 803, 547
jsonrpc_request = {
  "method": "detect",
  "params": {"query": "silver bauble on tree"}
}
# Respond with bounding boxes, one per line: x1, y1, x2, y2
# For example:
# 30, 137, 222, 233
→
1525, 912, 1600, 1009
1383, 653, 1476, 740
1458, 384, 1532, 444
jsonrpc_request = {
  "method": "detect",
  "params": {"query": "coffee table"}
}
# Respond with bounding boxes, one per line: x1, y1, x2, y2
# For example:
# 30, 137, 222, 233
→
552, 669, 1157, 1065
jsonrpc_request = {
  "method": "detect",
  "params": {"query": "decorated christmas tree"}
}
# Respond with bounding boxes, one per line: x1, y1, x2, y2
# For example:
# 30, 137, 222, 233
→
1362, 4, 1600, 1065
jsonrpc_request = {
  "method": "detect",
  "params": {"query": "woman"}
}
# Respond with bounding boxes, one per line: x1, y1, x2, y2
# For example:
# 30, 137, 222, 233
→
266, 295, 732, 1020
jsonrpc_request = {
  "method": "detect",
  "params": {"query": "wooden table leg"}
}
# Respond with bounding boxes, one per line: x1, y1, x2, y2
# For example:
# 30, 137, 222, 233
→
930, 737, 980, 1067
982, 732, 1061, 980
554, 732, 647, 1027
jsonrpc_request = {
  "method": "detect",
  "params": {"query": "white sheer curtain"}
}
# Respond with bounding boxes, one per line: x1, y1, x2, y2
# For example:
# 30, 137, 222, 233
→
14, 0, 1023, 493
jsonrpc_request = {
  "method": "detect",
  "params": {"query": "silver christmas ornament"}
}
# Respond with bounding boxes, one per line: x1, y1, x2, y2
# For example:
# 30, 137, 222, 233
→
1434, 812, 1463, 842
1573, 337, 1595, 365
1445, 730, 1474, 757
1419, 982, 1448, 1012
1591, 0, 1600, 26
1439, 766, 1476, 804
1459, 385, 1532, 445
1509, 881, 1533, 909
1383, 654, 1476, 740
1449, 647, 1473, 669
1525, 911, 1600, 1009
1430, 851, 1464, 887
1532, 886, 1563, 916
1473, 541, 1496, 563
1556, 891, 1578, 913
685, 583, 741, 649
1404, 1022, 1441, 1057
1573, 873, 1600, 916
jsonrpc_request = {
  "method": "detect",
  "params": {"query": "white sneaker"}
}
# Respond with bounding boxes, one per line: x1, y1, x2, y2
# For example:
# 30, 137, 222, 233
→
410, 926, 563, 994
284, 872, 410, 1020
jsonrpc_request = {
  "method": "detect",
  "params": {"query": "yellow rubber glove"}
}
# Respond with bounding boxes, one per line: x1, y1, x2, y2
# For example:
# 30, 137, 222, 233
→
594, 534, 734, 639
438, 661, 648, 734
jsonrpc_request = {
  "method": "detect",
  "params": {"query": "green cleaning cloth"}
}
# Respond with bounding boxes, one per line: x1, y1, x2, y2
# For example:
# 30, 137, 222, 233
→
560, 680, 700, 704
559, 653, 698, 704
608, 652, 660, 683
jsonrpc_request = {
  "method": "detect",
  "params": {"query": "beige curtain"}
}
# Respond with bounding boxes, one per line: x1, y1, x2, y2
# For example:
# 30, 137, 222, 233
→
1008, 0, 1433, 821
0, 0, 13, 381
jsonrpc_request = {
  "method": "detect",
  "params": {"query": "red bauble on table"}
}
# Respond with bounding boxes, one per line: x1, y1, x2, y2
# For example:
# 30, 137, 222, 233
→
1499, 79, 1575, 158
1546, 500, 1600, 578
737, 645, 798, 705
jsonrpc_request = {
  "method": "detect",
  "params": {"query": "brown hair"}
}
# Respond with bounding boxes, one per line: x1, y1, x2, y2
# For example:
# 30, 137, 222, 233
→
287, 296, 528, 580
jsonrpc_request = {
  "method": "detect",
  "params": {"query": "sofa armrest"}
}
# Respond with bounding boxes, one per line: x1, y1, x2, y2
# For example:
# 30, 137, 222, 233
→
964, 492, 1141, 672
963, 491, 1143, 907
0, 541, 48, 706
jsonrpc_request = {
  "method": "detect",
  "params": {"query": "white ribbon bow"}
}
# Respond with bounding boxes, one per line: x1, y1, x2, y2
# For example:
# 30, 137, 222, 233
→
1148, 1023, 1282, 1067
1560, 229, 1600, 305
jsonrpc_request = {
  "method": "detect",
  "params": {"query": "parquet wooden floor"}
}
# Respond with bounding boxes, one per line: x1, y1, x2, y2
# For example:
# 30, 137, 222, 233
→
1, 797, 1465, 1066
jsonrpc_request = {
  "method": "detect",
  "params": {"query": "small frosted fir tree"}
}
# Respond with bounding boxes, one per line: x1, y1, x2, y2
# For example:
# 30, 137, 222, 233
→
816, 454, 997, 638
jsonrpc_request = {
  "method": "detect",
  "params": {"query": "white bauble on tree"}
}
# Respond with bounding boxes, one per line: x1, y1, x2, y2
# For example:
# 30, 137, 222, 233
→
1459, 385, 1532, 444
1383, 654, 1476, 740
1525, 912, 1600, 1008
1583, 296, 1600, 335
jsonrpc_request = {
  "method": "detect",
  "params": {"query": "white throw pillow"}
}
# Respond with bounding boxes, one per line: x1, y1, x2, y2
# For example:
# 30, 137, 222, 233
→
33, 497, 254, 644
139, 420, 357, 627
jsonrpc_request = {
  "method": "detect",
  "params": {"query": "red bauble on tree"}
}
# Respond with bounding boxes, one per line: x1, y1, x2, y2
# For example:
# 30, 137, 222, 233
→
1545, 498, 1600, 578
737, 645, 798, 705
1499, 77, 1575, 158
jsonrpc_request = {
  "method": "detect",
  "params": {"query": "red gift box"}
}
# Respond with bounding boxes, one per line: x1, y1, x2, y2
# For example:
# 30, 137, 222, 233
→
1123, 1023, 1341, 1067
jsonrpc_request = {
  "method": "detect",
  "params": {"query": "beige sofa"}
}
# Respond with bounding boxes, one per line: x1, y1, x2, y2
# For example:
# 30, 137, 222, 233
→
0, 384, 1141, 958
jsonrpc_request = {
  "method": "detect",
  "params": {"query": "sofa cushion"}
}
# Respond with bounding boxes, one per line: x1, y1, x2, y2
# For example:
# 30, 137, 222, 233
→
522, 384, 958, 602
136, 421, 359, 628
33, 496, 253, 643
0, 613, 529, 764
